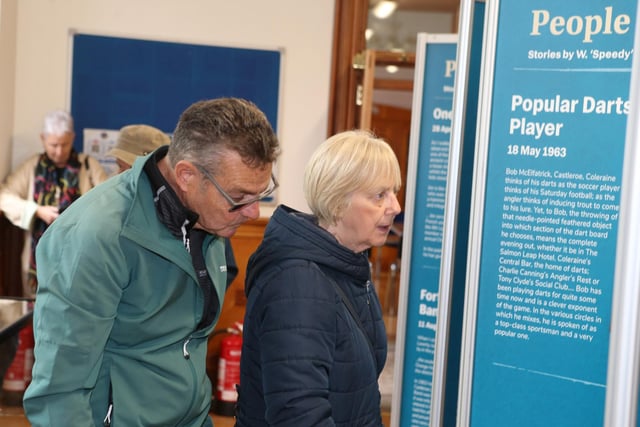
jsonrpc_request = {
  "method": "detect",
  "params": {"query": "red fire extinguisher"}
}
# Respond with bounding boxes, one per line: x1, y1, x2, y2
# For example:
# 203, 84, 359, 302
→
212, 322, 242, 416
2, 322, 35, 406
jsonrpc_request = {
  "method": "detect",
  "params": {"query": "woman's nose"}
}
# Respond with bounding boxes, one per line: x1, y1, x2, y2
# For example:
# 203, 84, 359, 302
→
388, 193, 401, 214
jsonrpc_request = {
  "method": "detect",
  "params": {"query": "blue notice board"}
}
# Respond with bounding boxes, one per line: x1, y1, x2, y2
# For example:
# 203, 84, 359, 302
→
462, 1, 637, 426
70, 33, 281, 152
396, 34, 457, 427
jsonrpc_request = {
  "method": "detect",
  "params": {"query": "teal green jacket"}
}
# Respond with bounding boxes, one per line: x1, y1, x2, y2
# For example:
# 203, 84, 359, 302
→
23, 155, 227, 426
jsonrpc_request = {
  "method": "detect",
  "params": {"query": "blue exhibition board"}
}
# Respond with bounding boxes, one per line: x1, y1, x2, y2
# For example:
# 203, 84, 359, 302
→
468, 1, 636, 426
399, 35, 457, 427
440, 2, 485, 426
70, 34, 281, 152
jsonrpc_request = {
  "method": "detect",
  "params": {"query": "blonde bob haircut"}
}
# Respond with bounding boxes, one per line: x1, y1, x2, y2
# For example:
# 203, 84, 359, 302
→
303, 130, 401, 226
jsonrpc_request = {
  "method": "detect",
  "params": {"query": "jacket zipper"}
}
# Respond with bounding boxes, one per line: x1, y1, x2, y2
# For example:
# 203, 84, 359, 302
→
183, 337, 192, 359
365, 280, 371, 304
175, 334, 201, 426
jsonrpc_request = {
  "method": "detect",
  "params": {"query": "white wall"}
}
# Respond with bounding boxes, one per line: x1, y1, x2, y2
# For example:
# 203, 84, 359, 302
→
0, 0, 17, 181
9, 0, 335, 214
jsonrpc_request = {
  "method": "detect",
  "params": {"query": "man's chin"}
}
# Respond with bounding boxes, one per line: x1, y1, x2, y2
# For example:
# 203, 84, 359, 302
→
215, 225, 241, 238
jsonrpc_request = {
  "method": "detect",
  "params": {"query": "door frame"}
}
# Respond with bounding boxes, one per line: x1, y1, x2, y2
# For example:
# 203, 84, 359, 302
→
327, 0, 368, 135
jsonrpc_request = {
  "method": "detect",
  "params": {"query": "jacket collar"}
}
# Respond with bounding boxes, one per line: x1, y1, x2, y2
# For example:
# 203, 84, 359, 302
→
143, 146, 199, 249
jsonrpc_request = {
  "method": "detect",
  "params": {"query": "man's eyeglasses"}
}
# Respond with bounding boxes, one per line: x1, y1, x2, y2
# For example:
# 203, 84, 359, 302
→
195, 164, 279, 212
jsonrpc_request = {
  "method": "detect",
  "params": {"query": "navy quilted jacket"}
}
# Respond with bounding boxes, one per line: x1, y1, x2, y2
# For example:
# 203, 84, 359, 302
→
236, 205, 387, 427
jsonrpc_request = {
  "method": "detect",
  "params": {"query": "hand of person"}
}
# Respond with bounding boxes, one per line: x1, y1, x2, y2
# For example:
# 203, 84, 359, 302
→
36, 205, 60, 225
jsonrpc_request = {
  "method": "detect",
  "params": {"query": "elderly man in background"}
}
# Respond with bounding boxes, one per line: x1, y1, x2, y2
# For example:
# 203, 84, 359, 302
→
0, 110, 107, 296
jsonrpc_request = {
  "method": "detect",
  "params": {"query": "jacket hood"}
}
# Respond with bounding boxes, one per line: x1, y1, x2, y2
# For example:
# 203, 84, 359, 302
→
245, 205, 371, 294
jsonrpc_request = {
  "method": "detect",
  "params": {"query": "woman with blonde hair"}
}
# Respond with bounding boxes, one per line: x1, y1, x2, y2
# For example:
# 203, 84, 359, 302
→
237, 130, 402, 426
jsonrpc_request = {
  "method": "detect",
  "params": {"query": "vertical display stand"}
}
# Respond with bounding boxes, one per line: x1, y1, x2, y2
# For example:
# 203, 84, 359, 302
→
392, 2, 486, 426
391, 32, 457, 427
604, 3, 640, 426
457, 1, 637, 426
434, 2, 485, 426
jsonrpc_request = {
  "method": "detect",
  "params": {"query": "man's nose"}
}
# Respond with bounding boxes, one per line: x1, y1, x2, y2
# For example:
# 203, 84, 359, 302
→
241, 200, 261, 220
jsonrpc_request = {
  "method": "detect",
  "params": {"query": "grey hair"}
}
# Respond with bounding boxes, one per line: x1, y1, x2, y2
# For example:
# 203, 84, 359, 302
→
167, 98, 280, 173
42, 110, 74, 136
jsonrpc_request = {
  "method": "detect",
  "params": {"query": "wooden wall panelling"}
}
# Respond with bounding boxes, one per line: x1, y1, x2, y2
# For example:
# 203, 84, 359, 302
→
368, 102, 411, 315
0, 214, 24, 297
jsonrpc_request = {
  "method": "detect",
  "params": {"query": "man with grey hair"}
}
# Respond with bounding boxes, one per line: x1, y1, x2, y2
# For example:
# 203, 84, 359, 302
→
0, 109, 107, 296
24, 98, 280, 427
107, 123, 240, 286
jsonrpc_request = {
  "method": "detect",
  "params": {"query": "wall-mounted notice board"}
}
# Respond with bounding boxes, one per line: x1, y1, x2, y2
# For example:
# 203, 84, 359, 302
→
70, 33, 281, 152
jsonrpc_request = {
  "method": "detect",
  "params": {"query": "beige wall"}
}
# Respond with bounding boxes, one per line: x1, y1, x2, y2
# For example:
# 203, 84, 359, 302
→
0, 0, 17, 181
6, 0, 335, 214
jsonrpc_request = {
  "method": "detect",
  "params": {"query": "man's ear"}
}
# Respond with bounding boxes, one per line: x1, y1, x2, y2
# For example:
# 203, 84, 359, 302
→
174, 160, 198, 192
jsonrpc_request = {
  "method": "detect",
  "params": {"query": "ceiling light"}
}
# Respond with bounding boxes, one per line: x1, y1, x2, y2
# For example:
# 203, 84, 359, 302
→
386, 65, 399, 74
365, 28, 374, 40
373, 1, 397, 19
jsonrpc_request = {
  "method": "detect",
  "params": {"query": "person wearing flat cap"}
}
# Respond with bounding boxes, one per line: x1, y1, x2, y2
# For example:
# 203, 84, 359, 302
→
108, 124, 171, 173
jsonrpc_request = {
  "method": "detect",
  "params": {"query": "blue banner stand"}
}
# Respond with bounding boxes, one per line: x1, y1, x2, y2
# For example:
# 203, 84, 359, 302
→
457, 1, 637, 426
391, 32, 458, 427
